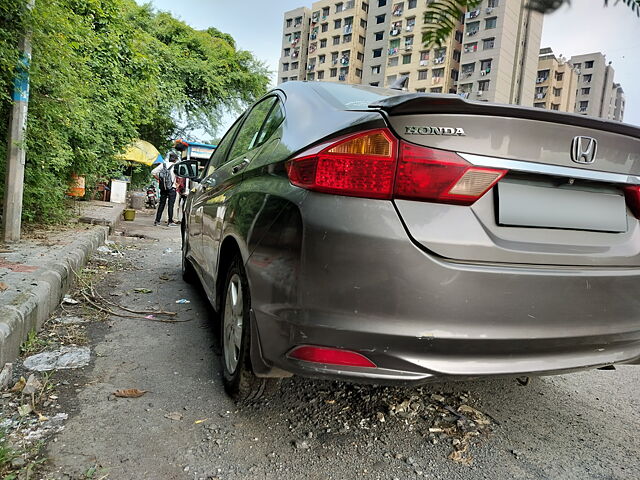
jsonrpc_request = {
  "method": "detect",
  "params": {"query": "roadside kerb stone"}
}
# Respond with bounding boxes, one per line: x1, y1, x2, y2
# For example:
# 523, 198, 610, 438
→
0, 226, 107, 368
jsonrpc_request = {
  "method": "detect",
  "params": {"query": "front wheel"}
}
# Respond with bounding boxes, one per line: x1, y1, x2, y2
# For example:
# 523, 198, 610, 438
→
221, 256, 279, 403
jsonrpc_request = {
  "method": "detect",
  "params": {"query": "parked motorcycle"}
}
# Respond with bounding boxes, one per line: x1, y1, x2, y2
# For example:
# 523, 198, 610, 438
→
145, 185, 158, 208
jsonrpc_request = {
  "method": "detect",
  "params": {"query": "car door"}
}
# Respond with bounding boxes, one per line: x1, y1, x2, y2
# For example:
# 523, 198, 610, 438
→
187, 118, 243, 277
199, 96, 280, 291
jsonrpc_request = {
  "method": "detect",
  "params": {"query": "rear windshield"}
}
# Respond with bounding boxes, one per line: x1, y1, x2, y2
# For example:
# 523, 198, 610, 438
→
310, 82, 404, 110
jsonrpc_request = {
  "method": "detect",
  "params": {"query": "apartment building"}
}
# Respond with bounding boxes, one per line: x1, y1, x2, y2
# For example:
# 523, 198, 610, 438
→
304, 0, 370, 84
378, 0, 463, 93
611, 83, 625, 122
361, 0, 391, 86
457, 0, 543, 105
278, 8, 312, 84
570, 52, 619, 120
533, 47, 577, 112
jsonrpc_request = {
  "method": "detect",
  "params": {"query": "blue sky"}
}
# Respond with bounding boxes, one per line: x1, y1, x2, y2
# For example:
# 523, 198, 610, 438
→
143, 0, 640, 136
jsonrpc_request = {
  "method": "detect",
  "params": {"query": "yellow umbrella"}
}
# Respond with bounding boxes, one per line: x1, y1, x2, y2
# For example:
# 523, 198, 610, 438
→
118, 140, 163, 166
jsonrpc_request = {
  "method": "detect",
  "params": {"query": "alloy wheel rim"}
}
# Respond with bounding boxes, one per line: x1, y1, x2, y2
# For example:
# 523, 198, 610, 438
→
223, 273, 243, 374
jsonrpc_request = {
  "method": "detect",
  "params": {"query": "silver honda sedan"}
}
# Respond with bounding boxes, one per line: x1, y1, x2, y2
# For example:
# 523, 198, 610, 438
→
174, 81, 640, 402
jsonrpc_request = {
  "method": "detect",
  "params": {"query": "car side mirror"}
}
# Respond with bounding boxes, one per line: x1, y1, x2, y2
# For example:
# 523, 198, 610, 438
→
174, 160, 199, 179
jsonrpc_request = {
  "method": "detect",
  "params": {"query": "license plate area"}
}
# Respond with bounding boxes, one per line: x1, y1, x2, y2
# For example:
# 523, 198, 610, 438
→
497, 180, 627, 233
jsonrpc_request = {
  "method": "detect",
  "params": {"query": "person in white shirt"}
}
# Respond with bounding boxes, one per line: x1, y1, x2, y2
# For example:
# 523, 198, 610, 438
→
151, 153, 179, 226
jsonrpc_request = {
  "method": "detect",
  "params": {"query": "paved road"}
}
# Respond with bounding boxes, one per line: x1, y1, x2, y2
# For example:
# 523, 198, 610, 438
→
45, 212, 640, 479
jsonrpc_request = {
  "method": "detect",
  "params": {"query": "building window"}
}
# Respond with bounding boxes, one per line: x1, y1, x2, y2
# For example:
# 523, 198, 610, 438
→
321, 23, 329, 32
281, 77, 288, 83
371, 65, 381, 74
480, 59, 492, 74
416, 88, 425, 93
418, 69, 428, 80
375, 31, 384, 41
464, 42, 478, 53
376, 14, 386, 23
320, 39, 327, 48
483, 38, 495, 50
553, 87, 562, 96
294, 16, 302, 26
318, 70, 325, 79
485, 17, 497, 29
343, 34, 352, 43
334, 19, 342, 29
333, 36, 340, 45
551, 104, 559, 110
356, 68, 363, 77
388, 56, 399, 66
431, 87, 443, 93
579, 100, 588, 111
318, 55, 326, 63
555, 72, 564, 81
370, 81, 380, 86
455, 30, 463, 43
331, 52, 339, 63
582, 87, 591, 95
307, 72, 315, 81
286, 18, 292, 28
335, 3, 343, 13
284, 48, 290, 57
467, 21, 480, 35
386, 74, 397, 84
291, 62, 299, 70
378, 0, 387, 6
583, 74, 592, 83
534, 102, 545, 108
361, 18, 367, 28
322, 7, 330, 17
459, 83, 472, 93
330, 68, 337, 77
488, 0, 499, 7
573, 62, 581, 69
408, 0, 417, 8
359, 35, 366, 45
585, 60, 594, 68
283, 63, 289, 71
373, 48, 382, 58
462, 62, 475, 75
478, 79, 490, 91
362, 2, 369, 12
402, 54, 412, 64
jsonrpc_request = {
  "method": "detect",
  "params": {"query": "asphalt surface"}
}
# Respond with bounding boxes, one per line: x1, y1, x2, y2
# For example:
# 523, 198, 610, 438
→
43, 212, 640, 479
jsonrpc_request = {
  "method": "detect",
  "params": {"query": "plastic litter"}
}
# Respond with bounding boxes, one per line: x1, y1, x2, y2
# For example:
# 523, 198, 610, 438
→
175, 299, 191, 304
163, 248, 174, 254
62, 296, 79, 305
23, 346, 90, 372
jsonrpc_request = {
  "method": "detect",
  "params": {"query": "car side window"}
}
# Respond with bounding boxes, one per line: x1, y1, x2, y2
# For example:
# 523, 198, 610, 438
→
227, 97, 278, 161
254, 101, 285, 147
204, 118, 243, 177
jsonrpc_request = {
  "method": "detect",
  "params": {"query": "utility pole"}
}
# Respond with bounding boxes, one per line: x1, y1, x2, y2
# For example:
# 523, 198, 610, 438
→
3, 0, 34, 243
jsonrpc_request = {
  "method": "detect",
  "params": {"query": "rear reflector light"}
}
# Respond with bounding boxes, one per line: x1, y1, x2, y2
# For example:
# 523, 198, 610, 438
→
624, 186, 640, 219
286, 128, 506, 205
288, 345, 377, 368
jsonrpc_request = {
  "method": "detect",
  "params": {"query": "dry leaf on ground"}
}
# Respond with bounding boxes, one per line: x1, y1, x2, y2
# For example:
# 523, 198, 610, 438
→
114, 388, 148, 398
0, 282, 9, 291
10, 376, 26, 393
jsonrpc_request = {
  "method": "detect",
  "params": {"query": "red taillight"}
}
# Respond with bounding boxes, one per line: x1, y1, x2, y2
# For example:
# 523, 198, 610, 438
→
288, 345, 377, 368
624, 185, 640, 219
286, 128, 506, 205
395, 142, 507, 206
286, 129, 397, 199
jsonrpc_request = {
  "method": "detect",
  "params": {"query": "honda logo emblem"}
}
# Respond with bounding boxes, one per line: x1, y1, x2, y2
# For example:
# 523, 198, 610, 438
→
571, 136, 598, 164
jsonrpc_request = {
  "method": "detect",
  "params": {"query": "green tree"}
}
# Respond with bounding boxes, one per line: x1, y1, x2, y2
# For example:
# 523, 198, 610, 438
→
423, 0, 640, 47
0, 0, 269, 222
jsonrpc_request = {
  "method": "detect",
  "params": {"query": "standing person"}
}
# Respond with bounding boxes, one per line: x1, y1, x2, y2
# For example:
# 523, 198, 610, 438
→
174, 175, 188, 223
152, 153, 179, 226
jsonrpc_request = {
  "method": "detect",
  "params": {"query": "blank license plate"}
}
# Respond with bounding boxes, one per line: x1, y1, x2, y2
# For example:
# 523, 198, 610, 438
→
497, 181, 627, 233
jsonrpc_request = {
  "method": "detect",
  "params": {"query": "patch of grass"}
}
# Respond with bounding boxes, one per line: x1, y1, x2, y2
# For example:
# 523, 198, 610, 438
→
0, 430, 17, 476
20, 329, 49, 356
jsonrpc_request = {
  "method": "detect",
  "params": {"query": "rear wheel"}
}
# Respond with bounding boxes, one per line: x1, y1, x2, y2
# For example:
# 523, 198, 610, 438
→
221, 256, 278, 403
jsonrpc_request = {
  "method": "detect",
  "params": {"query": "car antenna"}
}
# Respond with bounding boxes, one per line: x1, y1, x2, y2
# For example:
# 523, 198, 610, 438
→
389, 75, 409, 91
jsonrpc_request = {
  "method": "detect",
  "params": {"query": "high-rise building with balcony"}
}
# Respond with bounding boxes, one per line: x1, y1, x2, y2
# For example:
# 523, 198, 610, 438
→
457, 0, 543, 105
278, 7, 312, 84
280, 0, 544, 108
373, 0, 463, 93
570, 52, 624, 122
303, 0, 370, 84
533, 47, 578, 113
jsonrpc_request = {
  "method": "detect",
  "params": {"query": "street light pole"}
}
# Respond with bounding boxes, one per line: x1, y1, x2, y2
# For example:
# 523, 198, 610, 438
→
3, 1, 34, 243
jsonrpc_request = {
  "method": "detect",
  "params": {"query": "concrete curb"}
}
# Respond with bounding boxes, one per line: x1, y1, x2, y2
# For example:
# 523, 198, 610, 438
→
0, 226, 108, 367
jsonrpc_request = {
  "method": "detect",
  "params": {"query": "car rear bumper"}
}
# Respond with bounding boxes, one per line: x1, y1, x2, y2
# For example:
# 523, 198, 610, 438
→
246, 194, 640, 382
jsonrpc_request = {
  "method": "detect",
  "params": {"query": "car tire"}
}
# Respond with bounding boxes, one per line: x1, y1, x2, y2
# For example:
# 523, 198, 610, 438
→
181, 230, 197, 284
221, 256, 279, 403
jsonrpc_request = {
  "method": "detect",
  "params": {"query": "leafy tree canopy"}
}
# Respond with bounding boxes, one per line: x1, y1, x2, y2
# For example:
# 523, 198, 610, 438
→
0, 0, 269, 222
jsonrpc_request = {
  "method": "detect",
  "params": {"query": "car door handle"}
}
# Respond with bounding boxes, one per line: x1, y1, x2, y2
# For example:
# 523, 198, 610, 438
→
232, 158, 250, 175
